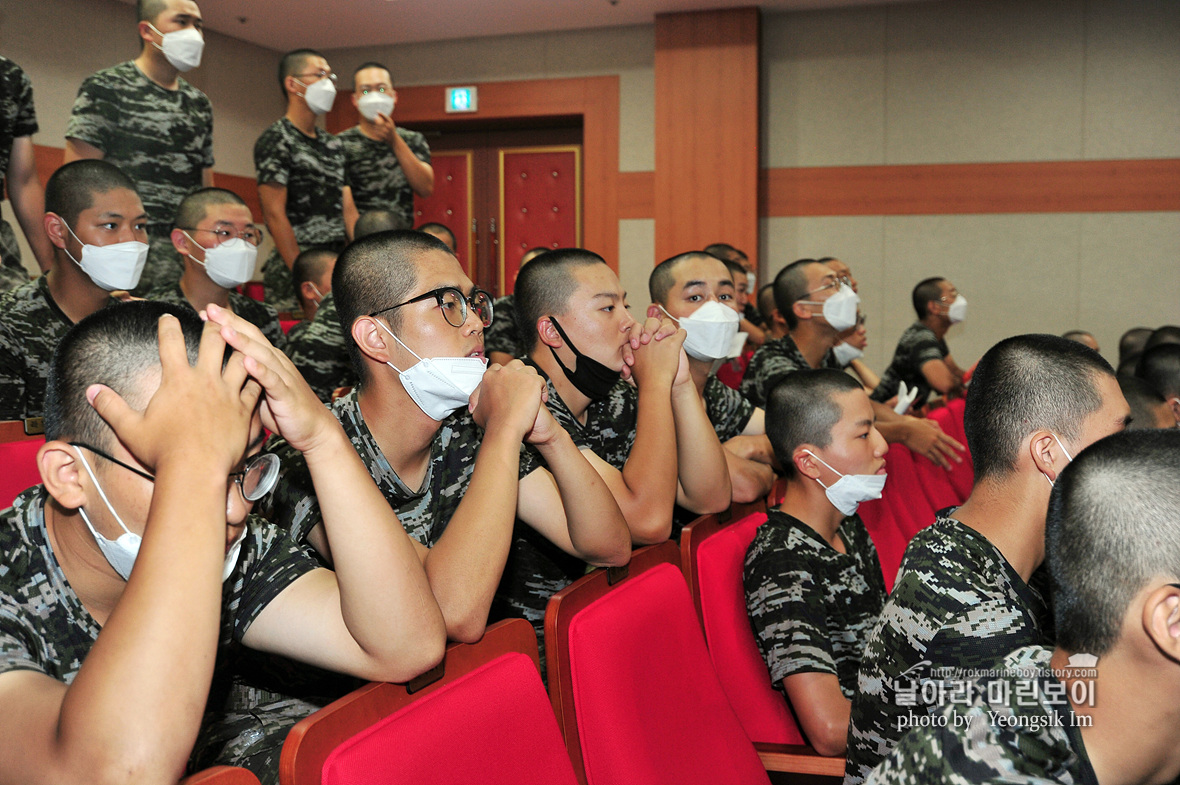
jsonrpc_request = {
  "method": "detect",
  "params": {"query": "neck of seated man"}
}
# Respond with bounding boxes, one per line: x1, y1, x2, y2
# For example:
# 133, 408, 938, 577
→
778, 473, 847, 550
356, 370, 445, 491
789, 318, 838, 370
46, 253, 115, 325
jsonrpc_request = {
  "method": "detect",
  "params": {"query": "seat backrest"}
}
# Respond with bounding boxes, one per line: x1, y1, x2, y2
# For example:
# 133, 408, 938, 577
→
0, 421, 44, 510
279, 319, 301, 335
685, 511, 808, 746
180, 766, 262, 785
281, 618, 575, 785
857, 498, 908, 592
880, 444, 937, 540
547, 541, 770, 785
926, 400, 974, 500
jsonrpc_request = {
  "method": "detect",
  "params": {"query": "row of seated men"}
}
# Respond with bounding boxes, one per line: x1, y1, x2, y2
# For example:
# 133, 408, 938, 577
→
2, 156, 1180, 785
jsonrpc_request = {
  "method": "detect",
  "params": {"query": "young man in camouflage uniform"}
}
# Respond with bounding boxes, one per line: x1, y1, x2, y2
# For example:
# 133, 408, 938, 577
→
146, 187, 283, 348
263, 231, 630, 654
0, 161, 148, 420
339, 63, 433, 234
746, 258, 966, 470
0, 300, 445, 785
845, 334, 1131, 785
64, 0, 213, 294
288, 247, 337, 343
255, 49, 355, 314
647, 251, 776, 503
486, 246, 550, 367
745, 369, 889, 756
0, 56, 54, 290
865, 429, 1180, 785
870, 277, 968, 409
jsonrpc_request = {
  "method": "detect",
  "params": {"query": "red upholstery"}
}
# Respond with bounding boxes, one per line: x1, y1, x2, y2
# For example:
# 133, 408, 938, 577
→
879, 445, 937, 540
242, 282, 265, 302
321, 652, 577, 785
547, 541, 771, 785
1, 437, 43, 509
279, 319, 301, 335
413, 152, 473, 276
180, 766, 261, 785
926, 399, 974, 501
857, 499, 908, 592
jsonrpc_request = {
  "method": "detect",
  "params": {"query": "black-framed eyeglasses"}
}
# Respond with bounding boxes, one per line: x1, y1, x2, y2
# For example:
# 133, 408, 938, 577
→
295, 71, 337, 83
369, 286, 494, 329
180, 226, 266, 247
70, 443, 280, 502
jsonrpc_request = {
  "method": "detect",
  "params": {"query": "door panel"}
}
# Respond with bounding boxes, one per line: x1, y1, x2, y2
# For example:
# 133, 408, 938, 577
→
498, 146, 582, 295
414, 151, 474, 275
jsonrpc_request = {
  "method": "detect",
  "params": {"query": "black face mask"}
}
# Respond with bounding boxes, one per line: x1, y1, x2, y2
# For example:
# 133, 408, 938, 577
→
548, 317, 621, 401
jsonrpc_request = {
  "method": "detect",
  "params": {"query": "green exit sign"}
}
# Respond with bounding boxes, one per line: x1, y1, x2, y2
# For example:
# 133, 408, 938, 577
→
445, 86, 478, 113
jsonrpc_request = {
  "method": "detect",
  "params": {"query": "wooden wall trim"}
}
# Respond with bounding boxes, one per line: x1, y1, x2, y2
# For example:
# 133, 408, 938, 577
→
617, 171, 654, 219
761, 159, 1180, 216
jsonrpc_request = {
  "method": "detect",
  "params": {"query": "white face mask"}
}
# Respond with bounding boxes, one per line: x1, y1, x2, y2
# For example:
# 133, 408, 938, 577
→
833, 340, 863, 367
222, 528, 247, 582
185, 233, 258, 289
801, 284, 860, 332
357, 91, 395, 122
149, 24, 204, 72
298, 76, 337, 115
375, 320, 487, 420
803, 449, 887, 517
1042, 434, 1074, 489
726, 331, 748, 360
746, 271, 757, 291
947, 294, 968, 324
660, 301, 740, 362
62, 221, 149, 292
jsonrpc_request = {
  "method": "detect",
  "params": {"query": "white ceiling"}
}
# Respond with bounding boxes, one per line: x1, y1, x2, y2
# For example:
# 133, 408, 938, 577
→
120, 0, 920, 52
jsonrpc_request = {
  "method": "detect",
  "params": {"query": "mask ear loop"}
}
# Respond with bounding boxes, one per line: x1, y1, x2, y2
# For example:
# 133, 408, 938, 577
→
372, 318, 423, 374
802, 449, 845, 489
72, 446, 135, 538
1042, 434, 1074, 488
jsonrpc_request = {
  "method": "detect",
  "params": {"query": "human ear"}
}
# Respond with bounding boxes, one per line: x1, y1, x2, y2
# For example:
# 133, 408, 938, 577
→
537, 317, 562, 350
1029, 430, 1063, 483
352, 317, 393, 365
1144, 583, 1180, 662
39, 441, 89, 510
793, 446, 822, 480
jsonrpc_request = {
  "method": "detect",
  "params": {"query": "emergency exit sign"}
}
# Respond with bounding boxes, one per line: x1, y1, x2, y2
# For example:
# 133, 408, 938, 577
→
445, 86, 478, 113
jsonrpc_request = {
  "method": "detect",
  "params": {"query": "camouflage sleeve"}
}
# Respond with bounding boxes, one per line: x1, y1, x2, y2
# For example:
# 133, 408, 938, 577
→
254, 125, 290, 187
64, 74, 116, 152
13, 68, 37, 137
754, 353, 803, 407
0, 603, 48, 678
744, 539, 839, 686
200, 95, 214, 168
0, 322, 29, 420
286, 328, 356, 403
407, 130, 431, 163
225, 516, 321, 642
909, 334, 947, 367
705, 377, 754, 441
256, 440, 325, 549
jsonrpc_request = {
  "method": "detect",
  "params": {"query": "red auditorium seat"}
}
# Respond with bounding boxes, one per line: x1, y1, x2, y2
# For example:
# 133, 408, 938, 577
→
680, 512, 846, 778
857, 498, 910, 592
181, 766, 261, 785
279, 618, 576, 785
879, 444, 937, 540
1, 419, 45, 509
242, 282, 265, 302
546, 541, 773, 785
925, 399, 974, 501
279, 319, 301, 335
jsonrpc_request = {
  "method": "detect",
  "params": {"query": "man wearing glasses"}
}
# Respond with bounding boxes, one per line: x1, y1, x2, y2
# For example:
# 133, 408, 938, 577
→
146, 187, 284, 348
64, 0, 213, 295
870, 276, 968, 411
264, 230, 630, 656
340, 63, 433, 235
0, 300, 445, 784
254, 49, 357, 314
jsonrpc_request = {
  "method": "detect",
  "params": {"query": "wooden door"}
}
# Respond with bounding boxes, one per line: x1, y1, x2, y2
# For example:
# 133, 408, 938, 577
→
497, 146, 582, 295
413, 151, 473, 275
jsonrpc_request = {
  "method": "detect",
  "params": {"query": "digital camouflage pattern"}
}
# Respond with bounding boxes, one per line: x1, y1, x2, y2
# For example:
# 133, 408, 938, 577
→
262, 387, 540, 550
284, 291, 355, 402
864, 646, 1098, 785
870, 322, 949, 409
253, 118, 347, 312
742, 334, 840, 408
65, 62, 213, 293
744, 510, 887, 699
845, 512, 1050, 785
0, 276, 116, 419
0, 487, 321, 785
543, 376, 636, 471
339, 125, 430, 228
284, 317, 310, 346
0, 57, 37, 285
484, 294, 524, 359
147, 283, 285, 350
704, 374, 755, 441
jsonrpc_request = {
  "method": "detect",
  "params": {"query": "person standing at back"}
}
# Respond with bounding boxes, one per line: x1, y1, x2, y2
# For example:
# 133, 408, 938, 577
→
64, 0, 212, 294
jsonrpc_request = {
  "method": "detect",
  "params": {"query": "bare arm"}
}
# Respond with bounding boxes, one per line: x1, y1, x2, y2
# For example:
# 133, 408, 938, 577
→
920, 358, 963, 396
848, 358, 880, 392
782, 672, 851, 757
257, 183, 300, 269
670, 365, 733, 514
6, 136, 54, 272
342, 186, 358, 242
724, 449, 776, 504
740, 318, 766, 347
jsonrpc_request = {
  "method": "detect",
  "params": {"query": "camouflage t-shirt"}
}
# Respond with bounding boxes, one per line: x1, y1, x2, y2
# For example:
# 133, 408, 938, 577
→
543, 376, 637, 471
284, 291, 355, 402
864, 646, 1098, 785
0, 276, 116, 419
484, 294, 524, 359
870, 323, 949, 409
146, 283, 285, 350
704, 374, 755, 441
742, 334, 840, 408
744, 510, 887, 699
339, 125, 430, 228
845, 512, 1049, 785
0, 57, 37, 280
65, 61, 214, 292
263, 387, 539, 550
253, 118, 346, 312
0, 487, 320, 785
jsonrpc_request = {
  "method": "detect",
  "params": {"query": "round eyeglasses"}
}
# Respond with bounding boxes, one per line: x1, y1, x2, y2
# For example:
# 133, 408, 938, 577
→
180, 226, 266, 247
369, 286, 494, 329
70, 443, 281, 502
